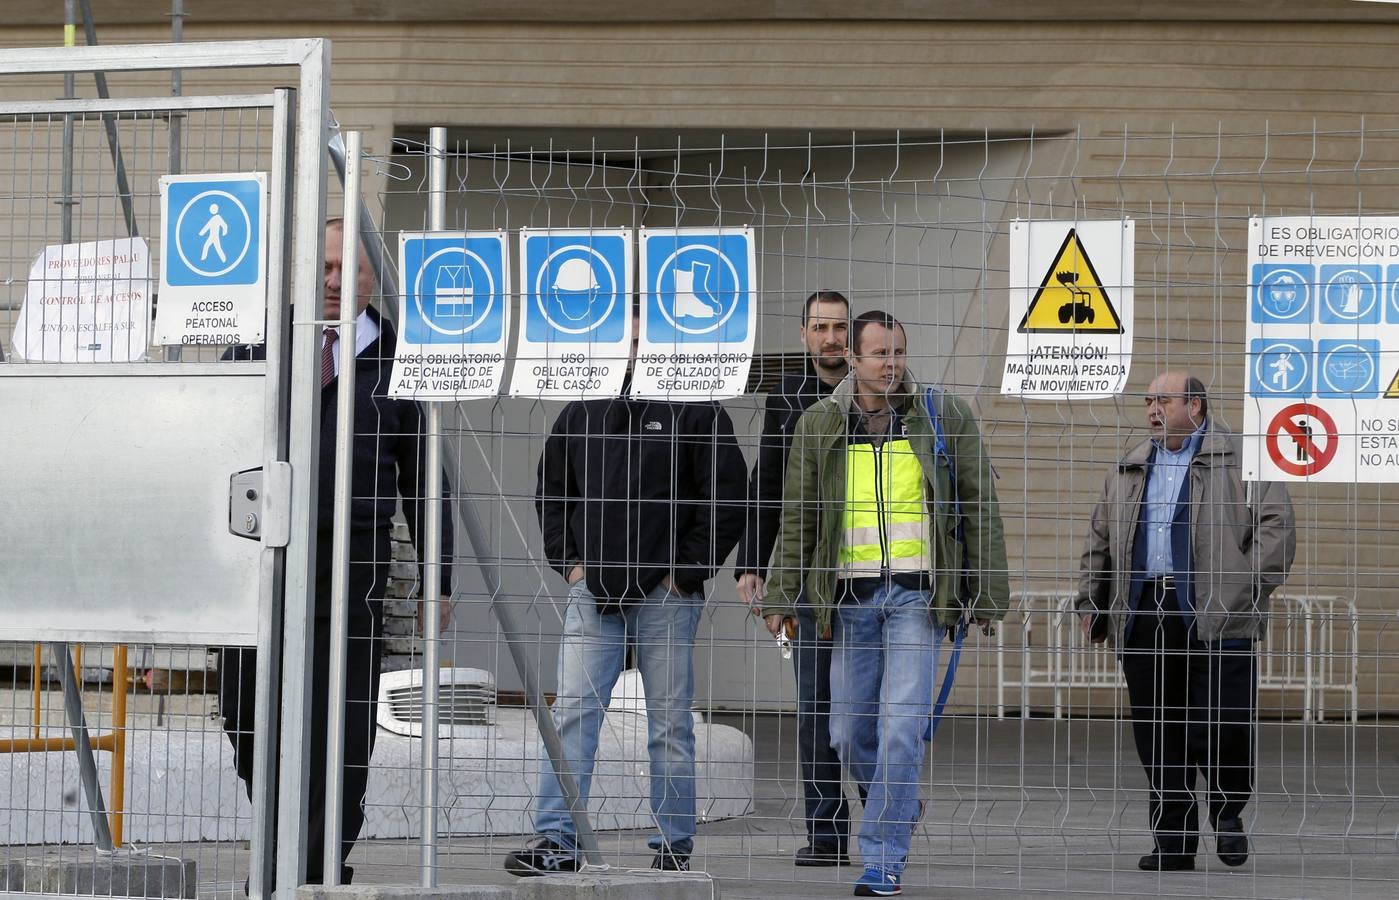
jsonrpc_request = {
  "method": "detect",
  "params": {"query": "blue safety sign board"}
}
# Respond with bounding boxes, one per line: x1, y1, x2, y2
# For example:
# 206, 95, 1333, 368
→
1384, 265, 1399, 323
401, 233, 508, 344
1317, 339, 1380, 398
1250, 264, 1314, 325
163, 175, 262, 287
522, 231, 629, 343
641, 230, 753, 344
1244, 215, 1399, 483
1319, 264, 1381, 325
1249, 338, 1313, 398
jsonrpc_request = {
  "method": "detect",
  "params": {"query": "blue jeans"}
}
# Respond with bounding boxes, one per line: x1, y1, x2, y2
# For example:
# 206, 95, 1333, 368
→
829, 580, 940, 876
534, 580, 704, 856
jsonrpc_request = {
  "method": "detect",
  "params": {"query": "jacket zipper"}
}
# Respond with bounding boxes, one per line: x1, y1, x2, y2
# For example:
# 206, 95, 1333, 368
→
872, 442, 890, 569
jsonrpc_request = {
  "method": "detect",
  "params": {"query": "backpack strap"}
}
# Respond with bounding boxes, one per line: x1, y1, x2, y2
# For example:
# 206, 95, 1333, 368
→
922, 386, 974, 742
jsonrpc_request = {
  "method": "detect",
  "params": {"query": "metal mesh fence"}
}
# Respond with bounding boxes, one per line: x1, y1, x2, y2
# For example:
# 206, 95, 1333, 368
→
0, 96, 283, 897
5, 121, 1399, 898
360, 128, 1399, 897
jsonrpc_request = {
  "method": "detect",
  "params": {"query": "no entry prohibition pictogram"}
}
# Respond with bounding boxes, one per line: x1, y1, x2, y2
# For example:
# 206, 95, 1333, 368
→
1266, 402, 1338, 476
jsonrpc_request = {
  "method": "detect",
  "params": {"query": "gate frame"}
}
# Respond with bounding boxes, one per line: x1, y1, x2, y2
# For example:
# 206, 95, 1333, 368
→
0, 39, 331, 900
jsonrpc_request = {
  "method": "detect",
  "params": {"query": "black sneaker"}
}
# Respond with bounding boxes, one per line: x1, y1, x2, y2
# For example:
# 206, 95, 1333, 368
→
795, 841, 850, 867
651, 847, 691, 871
504, 837, 580, 877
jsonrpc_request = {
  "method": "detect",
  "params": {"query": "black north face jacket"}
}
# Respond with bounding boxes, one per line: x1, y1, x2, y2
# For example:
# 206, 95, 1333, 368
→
536, 393, 748, 608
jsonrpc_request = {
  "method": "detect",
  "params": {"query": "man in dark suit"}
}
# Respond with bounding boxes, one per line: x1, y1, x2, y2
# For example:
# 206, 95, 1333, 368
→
734, 290, 854, 866
219, 218, 452, 885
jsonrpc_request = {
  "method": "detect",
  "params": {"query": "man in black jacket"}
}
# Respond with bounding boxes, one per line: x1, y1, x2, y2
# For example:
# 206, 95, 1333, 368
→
734, 289, 852, 866
506, 313, 747, 876
219, 218, 453, 886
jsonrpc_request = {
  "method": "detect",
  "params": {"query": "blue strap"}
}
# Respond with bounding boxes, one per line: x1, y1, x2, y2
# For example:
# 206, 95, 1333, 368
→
924, 386, 971, 742
924, 387, 961, 521
924, 621, 968, 741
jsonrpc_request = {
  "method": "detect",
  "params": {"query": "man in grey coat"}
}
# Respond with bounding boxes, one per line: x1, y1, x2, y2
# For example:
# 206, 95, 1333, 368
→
1077, 371, 1295, 873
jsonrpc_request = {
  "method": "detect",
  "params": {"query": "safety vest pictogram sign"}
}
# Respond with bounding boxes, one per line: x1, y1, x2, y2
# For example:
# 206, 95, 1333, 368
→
1017, 228, 1125, 334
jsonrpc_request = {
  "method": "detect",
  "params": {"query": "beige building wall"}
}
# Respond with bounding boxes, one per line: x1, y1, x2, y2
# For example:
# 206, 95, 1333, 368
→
2, 5, 1398, 713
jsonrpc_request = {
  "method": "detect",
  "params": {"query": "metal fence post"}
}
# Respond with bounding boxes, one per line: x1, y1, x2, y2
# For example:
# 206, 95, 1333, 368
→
322, 129, 363, 888
49, 642, 114, 851
276, 38, 332, 900
418, 124, 448, 888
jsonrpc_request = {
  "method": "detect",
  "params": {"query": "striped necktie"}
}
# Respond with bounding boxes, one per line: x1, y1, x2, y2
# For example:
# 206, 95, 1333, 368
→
320, 327, 338, 387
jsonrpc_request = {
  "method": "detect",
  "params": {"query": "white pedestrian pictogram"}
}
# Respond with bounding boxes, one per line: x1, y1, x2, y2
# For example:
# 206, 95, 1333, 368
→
198, 202, 229, 264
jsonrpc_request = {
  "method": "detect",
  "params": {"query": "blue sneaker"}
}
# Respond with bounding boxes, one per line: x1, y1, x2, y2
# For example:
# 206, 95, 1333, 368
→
853, 867, 902, 896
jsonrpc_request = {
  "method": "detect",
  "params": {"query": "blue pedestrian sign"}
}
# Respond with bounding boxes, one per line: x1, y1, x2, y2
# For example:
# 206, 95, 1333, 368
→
401, 233, 508, 344
155, 172, 267, 346
165, 176, 262, 286
633, 227, 758, 399
1249, 338, 1312, 397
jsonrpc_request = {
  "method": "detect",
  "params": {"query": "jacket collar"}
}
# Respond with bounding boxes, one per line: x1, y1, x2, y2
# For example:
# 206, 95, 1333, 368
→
828, 368, 924, 416
1120, 417, 1235, 470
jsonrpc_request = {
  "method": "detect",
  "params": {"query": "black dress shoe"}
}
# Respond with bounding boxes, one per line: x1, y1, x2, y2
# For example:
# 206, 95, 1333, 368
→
1216, 820, 1249, 867
1138, 852, 1196, 871
795, 841, 850, 867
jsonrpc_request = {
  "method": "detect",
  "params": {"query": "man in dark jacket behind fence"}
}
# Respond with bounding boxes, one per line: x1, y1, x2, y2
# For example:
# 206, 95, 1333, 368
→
734, 289, 854, 866
506, 311, 748, 876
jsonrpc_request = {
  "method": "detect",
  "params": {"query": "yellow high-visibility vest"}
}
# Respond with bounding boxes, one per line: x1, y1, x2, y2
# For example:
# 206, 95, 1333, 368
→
837, 437, 931, 576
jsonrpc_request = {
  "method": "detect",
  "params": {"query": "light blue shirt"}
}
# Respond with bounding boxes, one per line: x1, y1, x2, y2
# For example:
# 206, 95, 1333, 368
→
1144, 422, 1204, 576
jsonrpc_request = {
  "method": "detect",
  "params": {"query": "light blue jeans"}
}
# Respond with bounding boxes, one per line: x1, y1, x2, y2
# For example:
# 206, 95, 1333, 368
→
533, 580, 704, 856
829, 579, 940, 876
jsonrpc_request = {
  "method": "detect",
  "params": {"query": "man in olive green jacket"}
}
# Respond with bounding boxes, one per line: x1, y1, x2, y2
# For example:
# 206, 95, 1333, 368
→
763, 311, 1008, 897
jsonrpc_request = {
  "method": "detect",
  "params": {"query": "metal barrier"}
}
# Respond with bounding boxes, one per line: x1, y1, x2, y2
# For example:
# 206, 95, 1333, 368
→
0, 37, 329, 900
0, 645, 130, 847
3, 82, 1399, 897
996, 591, 1359, 722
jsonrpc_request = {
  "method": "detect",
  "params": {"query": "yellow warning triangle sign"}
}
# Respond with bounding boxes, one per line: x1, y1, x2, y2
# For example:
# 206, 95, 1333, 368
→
1017, 228, 1125, 334
1385, 368, 1399, 398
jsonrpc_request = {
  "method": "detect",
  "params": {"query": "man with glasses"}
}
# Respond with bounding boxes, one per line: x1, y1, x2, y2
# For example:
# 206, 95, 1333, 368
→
1076, 371, 1295, 872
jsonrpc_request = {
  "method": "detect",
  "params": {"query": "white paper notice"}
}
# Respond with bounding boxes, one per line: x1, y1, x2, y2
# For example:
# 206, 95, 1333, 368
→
12, 237, 152, 362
